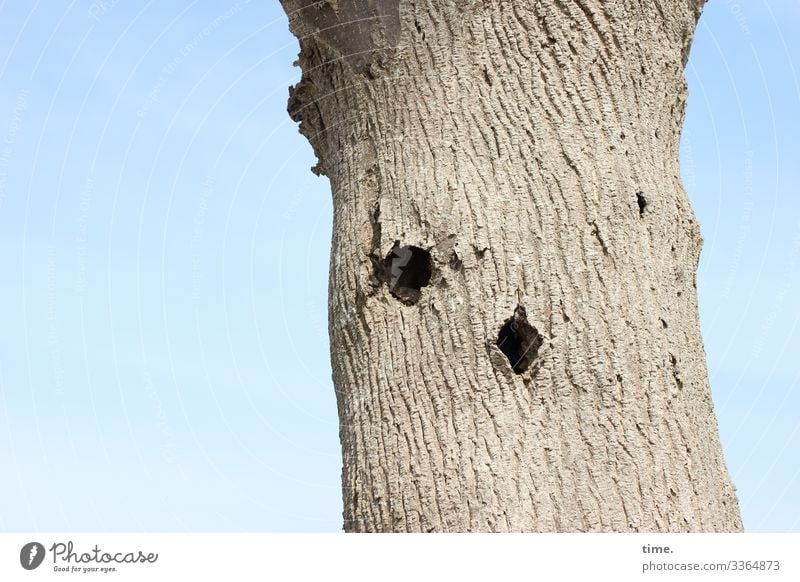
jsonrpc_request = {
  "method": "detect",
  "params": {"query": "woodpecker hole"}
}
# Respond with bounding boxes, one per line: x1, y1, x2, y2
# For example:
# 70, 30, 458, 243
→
496, 305, 543, 374
383, 244, 432, 305
636, 192, 648, 216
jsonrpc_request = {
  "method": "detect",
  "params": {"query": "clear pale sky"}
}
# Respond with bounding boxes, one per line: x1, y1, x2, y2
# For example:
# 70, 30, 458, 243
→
0, 1, 798, 532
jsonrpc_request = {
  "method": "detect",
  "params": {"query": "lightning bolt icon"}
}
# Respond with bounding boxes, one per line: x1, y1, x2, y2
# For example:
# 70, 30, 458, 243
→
29, 544, 38, 566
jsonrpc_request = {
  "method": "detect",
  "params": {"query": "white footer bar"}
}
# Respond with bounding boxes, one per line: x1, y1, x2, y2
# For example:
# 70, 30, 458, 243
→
1, 533, 797, 581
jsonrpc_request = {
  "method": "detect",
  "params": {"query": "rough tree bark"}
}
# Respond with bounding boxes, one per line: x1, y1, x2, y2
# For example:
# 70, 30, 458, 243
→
280, 0, 743, 532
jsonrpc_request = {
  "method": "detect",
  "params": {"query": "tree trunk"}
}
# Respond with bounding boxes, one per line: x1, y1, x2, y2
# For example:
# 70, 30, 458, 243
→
280, 0, 743, 532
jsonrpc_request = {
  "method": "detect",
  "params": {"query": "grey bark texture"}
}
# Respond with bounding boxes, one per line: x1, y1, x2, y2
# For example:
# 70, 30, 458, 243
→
280, 0, 743, 532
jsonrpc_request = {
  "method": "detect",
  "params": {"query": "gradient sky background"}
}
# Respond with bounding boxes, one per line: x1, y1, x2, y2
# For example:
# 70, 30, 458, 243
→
0, 1, 798, 532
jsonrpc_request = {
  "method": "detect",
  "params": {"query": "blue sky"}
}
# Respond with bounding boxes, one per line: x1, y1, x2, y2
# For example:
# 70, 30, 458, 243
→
0, 1, 797, 532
